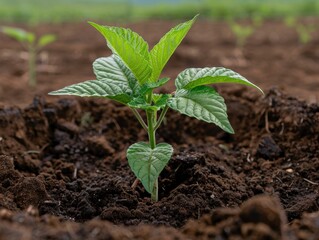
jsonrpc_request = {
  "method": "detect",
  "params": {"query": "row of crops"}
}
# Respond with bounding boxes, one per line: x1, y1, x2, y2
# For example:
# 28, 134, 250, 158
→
0, 0, 318, 24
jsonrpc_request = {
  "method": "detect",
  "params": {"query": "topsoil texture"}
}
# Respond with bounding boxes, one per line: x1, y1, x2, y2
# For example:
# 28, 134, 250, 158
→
0, 18, 319, 240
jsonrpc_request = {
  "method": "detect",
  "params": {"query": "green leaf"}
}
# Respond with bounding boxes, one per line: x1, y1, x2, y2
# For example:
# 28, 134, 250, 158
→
152, 94, 163, 104
127, 142, 173, 194
152, 94, 171, 109
89, 21, 152, 85
93, 55, 140, 96
167, 86, 234, 134
1, 26, 34, 43
38, 34, 56, 48
149, 15, 198, 82
139, 77, 170, 95
175, 67, 263, 93
49, 55, 141, 104
128, 96, 158, 111
128, 93, 170, 111
49, 80, 132, 104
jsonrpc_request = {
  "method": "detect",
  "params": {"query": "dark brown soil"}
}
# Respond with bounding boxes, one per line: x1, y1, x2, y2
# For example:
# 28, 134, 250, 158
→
0, 18, 319, 239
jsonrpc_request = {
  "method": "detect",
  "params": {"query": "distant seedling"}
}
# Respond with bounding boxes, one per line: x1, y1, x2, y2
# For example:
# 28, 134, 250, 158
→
229, 22, 254, 48
1, 26, 56, 87
50, 15, 263, 201
284, 17, 316, 45
228, 17, 262, 49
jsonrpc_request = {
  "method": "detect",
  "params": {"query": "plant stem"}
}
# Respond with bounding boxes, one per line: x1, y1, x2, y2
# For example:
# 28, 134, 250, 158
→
146, 110, 156, 149
28, 45, 36, 87
151, 179, 158, 202
131, 108, 148, 132
146, 90, 158, 201
146, 90, 156, 149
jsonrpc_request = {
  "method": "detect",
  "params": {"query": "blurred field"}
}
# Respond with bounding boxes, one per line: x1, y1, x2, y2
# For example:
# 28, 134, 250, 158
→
1, 18, 318, 106
0, 0, 318, 106
0, 0, 318, 24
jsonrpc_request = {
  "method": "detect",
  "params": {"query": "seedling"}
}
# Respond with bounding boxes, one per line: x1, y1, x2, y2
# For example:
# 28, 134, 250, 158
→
49, 15, 262, 201
284, 17, 316, 45
1, 26, 56, 87
228, 20, 255, 48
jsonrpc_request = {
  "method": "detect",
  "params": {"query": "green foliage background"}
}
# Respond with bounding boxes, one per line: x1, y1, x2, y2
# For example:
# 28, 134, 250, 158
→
0, 0, 318, 24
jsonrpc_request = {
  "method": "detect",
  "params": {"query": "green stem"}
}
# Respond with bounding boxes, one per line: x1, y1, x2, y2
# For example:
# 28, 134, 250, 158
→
147, 91, 153, 103
131, 108, 148, 132
151, 179, 158, 202
28, 45, 36, 87
146, 90, 159, 201
146, 110, 156, 149
146, 90, 156, 149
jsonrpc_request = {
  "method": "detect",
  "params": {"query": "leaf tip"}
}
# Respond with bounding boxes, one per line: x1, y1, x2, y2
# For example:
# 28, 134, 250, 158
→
254, 85, 264, 95
188, 14, 199, 25
48, 90, 61, 95
224, 125, 235, 134
88, 21, 101, 30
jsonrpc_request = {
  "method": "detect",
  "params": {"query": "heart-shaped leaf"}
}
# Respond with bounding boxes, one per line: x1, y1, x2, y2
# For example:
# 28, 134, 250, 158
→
127, 142, 173, 194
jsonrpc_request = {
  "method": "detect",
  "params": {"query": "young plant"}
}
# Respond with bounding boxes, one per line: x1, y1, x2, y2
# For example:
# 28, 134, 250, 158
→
284, 17, 316, 45
228, 20, 255, 48
49, 15, 263, 201
1, 26, 56, 87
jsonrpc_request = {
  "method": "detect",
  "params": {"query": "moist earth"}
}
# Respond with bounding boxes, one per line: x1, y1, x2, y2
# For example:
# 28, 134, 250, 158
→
0, 88, 318, 239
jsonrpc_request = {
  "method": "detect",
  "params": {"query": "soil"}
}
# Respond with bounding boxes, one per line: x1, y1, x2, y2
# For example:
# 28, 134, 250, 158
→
0, 18, 319, 239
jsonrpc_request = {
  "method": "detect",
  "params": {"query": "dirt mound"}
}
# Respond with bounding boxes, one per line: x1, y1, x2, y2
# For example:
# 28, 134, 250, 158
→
0, 88, 318, 239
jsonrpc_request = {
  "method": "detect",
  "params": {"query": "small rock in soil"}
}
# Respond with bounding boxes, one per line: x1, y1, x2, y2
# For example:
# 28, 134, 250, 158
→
256, 135, 283, 160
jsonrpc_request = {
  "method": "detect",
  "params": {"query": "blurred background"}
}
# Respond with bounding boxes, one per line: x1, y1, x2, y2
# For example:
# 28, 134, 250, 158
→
0, 0, 318, 106
0, 0, 318, 24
